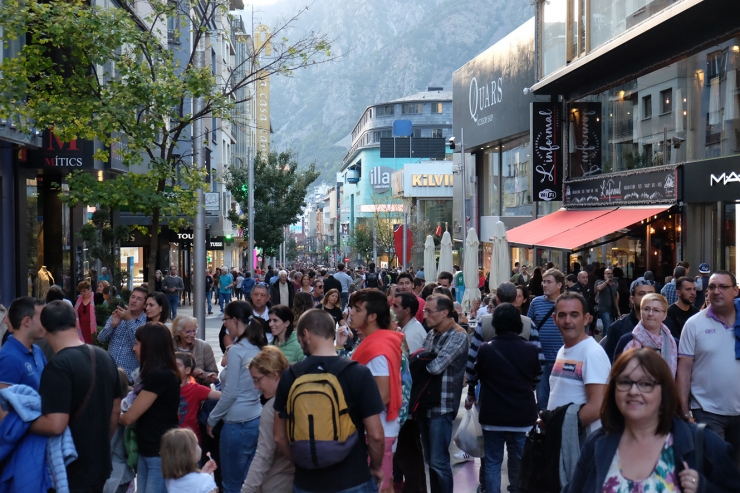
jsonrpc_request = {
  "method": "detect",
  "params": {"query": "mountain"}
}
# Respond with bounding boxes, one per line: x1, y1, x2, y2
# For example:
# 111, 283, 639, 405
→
239, 0, 534, 180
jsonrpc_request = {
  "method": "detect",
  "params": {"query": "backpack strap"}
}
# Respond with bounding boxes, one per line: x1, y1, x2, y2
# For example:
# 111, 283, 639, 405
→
694, 422, 706, 476
71, 344, 96, 424
535, 306, 556, 333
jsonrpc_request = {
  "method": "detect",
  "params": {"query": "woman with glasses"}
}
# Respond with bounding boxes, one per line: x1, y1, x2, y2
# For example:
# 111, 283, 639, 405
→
613, 293, 678, 375
207, 301, 267, 493
564, 348, 740, 492
171, 315, 218, 385
242, 346, 294, 493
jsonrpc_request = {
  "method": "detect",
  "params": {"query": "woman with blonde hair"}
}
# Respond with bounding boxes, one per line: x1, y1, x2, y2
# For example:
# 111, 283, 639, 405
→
242, 346, 294, 493
613, 293, 678, 375
321, 288, 344, 326
171, 315, 218, 385
161, 428, 217, 493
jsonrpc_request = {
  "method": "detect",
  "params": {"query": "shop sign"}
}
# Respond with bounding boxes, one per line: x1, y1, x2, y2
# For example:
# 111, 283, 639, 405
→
36, 129, 94, 169
399, 162, 454, 198
564, 165, 678, 207
452, 18, 536, 149
531, 102, 563, 202
683, 156, 740, 202
208, 236, 225, 250
569, 102, 602, 177
369, 166, 393, 193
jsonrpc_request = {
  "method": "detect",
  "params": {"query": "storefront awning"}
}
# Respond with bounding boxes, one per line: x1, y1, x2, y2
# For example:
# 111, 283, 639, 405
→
507, 207, 670, 250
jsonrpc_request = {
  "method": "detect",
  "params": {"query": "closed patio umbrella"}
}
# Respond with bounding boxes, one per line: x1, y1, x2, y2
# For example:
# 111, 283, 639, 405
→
489, 221, 511, 293
424, 235, 437, 284
461, 228, 481, 313
437, 231, 454, 277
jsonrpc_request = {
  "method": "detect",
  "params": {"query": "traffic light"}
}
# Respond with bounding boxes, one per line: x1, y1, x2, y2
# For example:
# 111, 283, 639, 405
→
225, 234, 232, 240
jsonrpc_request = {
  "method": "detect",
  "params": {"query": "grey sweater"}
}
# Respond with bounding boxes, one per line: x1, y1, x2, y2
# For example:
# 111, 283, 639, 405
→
207, 338, 262, 426
161, 275, 184, 293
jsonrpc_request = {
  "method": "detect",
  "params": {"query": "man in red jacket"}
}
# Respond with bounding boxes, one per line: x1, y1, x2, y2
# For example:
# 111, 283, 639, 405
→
349, 289, 403, 493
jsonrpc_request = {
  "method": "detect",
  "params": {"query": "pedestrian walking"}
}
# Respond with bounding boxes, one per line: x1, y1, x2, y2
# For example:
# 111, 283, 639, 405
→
333, 263, 354, 310
75, 280, 97, 344
162, 265, 185, 319
268, 305, 303, 364
595, 268, 620, 336
218, 267, 233, 313
667, 276, 699, 338
205, 268, 214, 315
270, 270, 295, 308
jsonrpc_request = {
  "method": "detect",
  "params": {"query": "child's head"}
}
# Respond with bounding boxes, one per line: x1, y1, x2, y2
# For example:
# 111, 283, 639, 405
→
175, 352, 195, 383
117, 367, 131, 396
161, 428, 201, 479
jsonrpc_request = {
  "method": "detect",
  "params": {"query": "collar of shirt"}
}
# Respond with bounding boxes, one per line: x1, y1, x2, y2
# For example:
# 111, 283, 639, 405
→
6, 334, 33, 355
704, 304, 738, 330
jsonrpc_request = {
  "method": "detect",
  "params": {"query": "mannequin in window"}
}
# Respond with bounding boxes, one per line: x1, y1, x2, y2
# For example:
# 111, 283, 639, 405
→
36, 266, 54, 299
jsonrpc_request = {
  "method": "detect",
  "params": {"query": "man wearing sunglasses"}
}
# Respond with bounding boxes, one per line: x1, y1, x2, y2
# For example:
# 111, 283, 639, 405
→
311, 282, 324, 307
677, 270, 740, 465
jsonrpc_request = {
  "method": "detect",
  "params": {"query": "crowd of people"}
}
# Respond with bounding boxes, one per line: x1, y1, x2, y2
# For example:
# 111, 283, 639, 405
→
1, 258, 740, 493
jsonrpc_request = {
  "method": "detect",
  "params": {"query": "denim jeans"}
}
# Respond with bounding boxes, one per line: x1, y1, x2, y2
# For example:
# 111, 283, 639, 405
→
220, 418, 260, 493
293, 478, 378, 493
341, 291, 349, 311
483, 431, 526, 493
206, 291, 213, 313
137, 455, 166, 493
167, 295, 179, 319
418, 412, 455, 493
219, 291, 231, 312
535, 361, 554, 412
597, 308, 614, 337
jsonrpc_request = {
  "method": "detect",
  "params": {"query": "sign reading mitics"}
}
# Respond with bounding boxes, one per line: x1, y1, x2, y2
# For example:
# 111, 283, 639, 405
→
39, 129, 94, 169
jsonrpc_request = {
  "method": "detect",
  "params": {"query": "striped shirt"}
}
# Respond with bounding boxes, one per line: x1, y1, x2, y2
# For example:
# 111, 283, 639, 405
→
527, 296, 564, 362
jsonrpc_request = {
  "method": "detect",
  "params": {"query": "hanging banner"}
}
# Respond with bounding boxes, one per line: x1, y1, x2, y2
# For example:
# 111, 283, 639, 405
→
568, 102, 602, 178
531, 101, 563, 202
564, 165, 679, 207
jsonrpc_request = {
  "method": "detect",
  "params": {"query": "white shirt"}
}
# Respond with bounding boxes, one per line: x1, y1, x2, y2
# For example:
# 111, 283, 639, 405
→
401, 318, 427, 354
166, 472, 216, 493
252, 307, 273, 343
548, 336, 611, 433
365, 355, 400, 438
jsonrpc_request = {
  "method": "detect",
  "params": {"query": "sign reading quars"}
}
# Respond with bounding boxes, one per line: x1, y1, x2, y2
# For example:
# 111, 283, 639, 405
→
412, 174, 454, 187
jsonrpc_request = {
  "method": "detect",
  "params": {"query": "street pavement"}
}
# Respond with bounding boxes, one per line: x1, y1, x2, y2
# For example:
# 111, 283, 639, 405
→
173, 298, 507, 493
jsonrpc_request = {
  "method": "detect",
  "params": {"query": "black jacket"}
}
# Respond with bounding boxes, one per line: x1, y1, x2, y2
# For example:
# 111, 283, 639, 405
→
476, 333, 541, 428
605, 311, 678, 362
563, 417, 740, 493
269, 280, 295, 308
323, 275, 342, 296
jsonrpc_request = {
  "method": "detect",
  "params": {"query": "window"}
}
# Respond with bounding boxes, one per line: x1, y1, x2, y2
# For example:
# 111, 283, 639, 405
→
211, 48, 216, 75
431, 102, 443, 114
376, 105, 394, 116
412, 128, 422, 138
212, 118, 217, 142
661, 89, 672, 114
643, 95, 652, 119
403, 103, 423, 115
373, 130, 391, 143
541, 0, 567, 77
431, 129, 443, 138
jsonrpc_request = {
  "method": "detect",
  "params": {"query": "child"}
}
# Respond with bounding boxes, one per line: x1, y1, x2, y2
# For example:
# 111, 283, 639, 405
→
175, 352, 220, 444
161, 428, 217, 493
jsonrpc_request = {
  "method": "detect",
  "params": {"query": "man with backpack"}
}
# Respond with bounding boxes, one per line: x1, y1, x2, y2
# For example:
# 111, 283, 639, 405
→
364, 262, 383, 290
349, 289, 404, 493
273, 309, 386, 493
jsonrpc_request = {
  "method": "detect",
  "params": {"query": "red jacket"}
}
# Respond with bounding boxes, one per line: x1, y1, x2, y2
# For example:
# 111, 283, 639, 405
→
352, 330, 404, 420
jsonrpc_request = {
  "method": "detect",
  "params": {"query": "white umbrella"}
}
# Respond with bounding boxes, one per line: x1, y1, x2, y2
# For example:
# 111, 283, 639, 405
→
461, 228, 481, 313
489, 221, 511, 293
424, 235, 437, 283
438, 231, 454, 277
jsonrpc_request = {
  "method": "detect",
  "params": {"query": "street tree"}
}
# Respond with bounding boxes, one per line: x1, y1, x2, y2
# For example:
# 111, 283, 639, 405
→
369, 193, 404, 267
225, 150, 320, 259
349, 218, 374, 261
77, 209, 131, 288
0, 0, 335, 286
286, 237, 299, 262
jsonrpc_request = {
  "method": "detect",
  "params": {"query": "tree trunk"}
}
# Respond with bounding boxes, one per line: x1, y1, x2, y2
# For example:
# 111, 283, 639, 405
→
147, 206, 161, 292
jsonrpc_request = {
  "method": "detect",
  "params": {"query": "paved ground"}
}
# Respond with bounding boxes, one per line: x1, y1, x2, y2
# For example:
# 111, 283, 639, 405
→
174, 299, 507, 493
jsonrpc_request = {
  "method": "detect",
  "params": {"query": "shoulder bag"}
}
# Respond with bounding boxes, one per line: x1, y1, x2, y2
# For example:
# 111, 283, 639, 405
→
71, 344, 96, 424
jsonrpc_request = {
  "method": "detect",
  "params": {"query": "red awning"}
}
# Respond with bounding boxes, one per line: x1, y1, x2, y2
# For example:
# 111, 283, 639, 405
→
505, 209, 614, 248
507, 206, 670, 250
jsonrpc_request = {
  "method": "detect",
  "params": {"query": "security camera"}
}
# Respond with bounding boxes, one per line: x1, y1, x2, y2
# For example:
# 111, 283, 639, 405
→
523, 87, 532, 95
448, 136, 456, 150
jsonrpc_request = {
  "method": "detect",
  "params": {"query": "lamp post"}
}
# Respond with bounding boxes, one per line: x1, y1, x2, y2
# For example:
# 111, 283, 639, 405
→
193, 47, 205, 339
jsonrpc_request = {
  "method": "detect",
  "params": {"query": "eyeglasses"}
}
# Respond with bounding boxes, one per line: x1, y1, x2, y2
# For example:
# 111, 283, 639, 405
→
707, 284, 734, 292
615, 378, 659, 393
182, 330, 197, 336
252, 374, 267, 385
423, 308, 444, 315
641, 307, 665, 315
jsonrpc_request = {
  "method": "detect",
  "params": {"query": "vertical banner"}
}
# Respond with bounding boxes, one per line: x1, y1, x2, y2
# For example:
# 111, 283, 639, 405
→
569, 102, 602, 177
531, 102, 563, 201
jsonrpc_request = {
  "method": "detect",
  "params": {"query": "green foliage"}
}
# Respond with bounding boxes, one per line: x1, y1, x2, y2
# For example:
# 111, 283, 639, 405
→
350, 218, 374, 261
225, 150, 320, 257
77, 209, 130, 288
0, 0, 335, 285
286, 237, 298, 261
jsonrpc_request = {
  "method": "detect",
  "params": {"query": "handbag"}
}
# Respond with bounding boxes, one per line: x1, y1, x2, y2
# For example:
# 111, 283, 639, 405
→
408, 350, 442, 417
518, 424, 561, 493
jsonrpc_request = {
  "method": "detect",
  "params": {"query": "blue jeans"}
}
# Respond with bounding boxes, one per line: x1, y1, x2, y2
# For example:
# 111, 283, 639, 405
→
341, 291, 349, 311
219, 291, 231, 312
598, 308, 614, 337
535, 361, 554, 412
483, 430, 526, 493
293, 478, 378, 493
137, 455, 166, 493
418, 412, 455, 493
206, 291, 213, 313
220, 418, 260, 493
167, 294, 179, 319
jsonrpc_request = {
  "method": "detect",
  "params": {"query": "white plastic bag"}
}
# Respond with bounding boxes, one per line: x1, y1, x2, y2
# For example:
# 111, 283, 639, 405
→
595, 318, 604, 333
453, 407, 484, 457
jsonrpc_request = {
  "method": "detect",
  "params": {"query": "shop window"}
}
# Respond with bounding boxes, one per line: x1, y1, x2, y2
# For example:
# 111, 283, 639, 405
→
501, 136, 533, 217
661, 89, 672, 114
643, 95, 652, 119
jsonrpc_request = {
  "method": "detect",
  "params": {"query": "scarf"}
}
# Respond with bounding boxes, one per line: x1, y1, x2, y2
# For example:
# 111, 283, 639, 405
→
624, 321, 677, 376
351, 330, 404, 420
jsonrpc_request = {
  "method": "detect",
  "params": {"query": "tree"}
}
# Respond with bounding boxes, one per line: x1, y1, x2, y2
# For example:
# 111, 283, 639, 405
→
0, 0, 335, 286
349, 218, 374, 261
286, 237, 298, 262
369, 193, 404, 267
225, 150, 320, 258
77, 210, 131, 288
